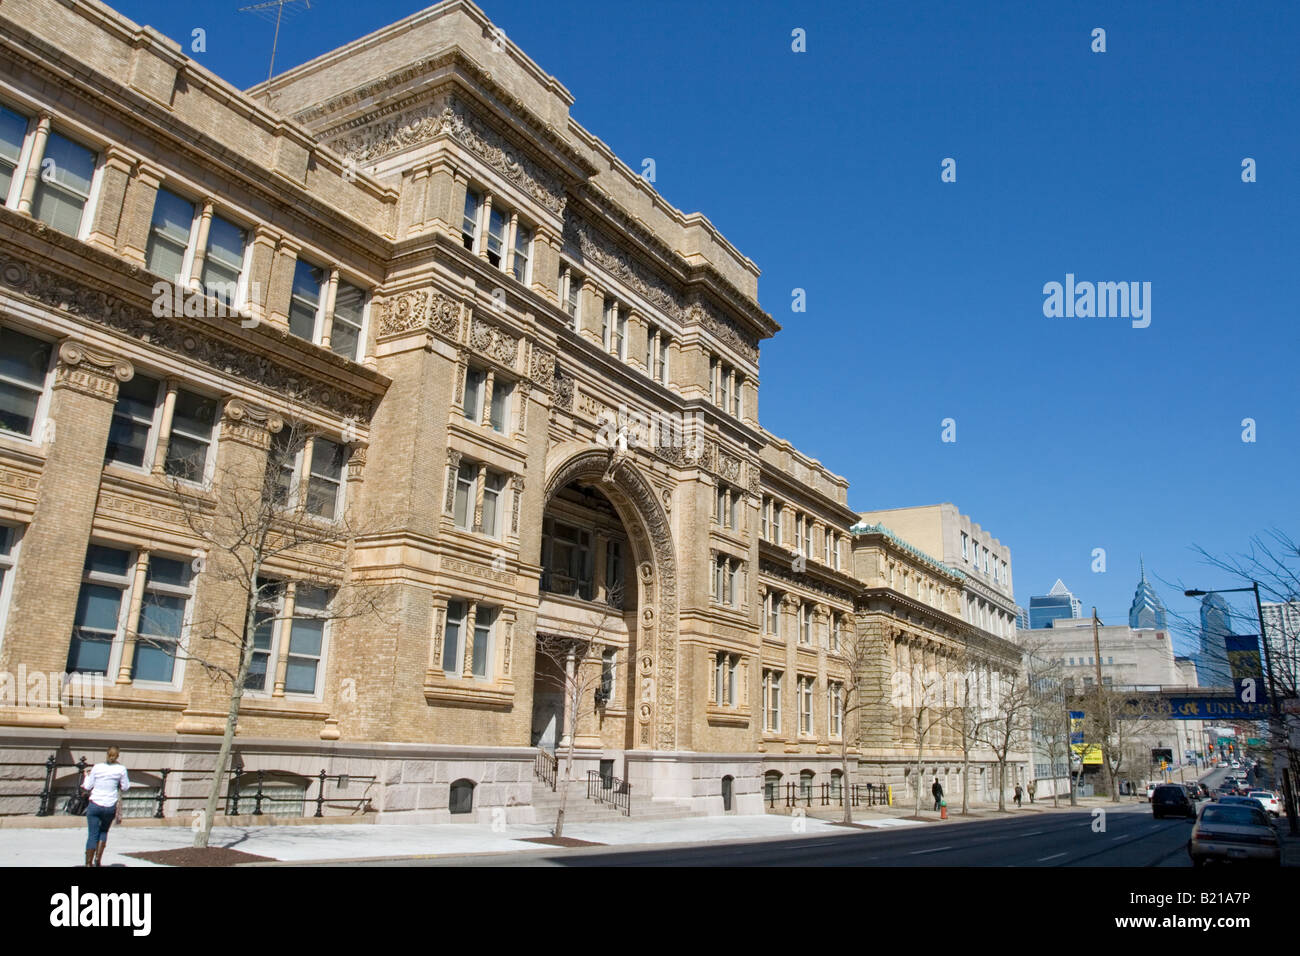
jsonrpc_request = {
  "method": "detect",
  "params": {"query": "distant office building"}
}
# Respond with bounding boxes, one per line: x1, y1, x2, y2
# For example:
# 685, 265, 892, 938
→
1261, 601, 1300, 692
1197, 593, 1234, 687
1128, 559, 1169, 630
1028, 579, 1082, 629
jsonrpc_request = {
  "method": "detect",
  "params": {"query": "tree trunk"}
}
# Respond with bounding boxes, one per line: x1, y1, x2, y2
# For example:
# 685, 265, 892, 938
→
840, 736, 852, 825
194, 582, 259, 849
913, 714, 925, 817
554, 737, 574, 839
996, 758, 1006, 811
961, 748, 970, 815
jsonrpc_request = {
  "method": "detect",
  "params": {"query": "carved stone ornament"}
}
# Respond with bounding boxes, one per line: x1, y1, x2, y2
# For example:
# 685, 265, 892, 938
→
0, 253, 374, 423
469, 317, 519, 366
374, 288, 460, 341
553, 366, 574, 411
528, 344, 555, 391
54, 341, 133, 400
563, 215, 684, 321
221, 398, 284, 447
688, 302, 759, 365
329, 93, 565, 216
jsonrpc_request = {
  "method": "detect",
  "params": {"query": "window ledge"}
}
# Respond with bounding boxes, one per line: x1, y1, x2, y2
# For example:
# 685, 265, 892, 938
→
705, 705, 750, 727
423, 678, 515, 708
238, 697, 330, 720
95, 685, 188, 712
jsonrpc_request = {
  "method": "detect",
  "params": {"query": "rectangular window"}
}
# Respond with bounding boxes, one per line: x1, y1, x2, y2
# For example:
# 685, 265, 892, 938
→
105, 374, 160, 468
800, 604, 812, 645
145, 188, 196, 281
472, 604, 494, 678
714, 652, 725, 705
658, 335, 669, 384
163, 389, 218, 483
799, 676, 814, 734
728, 561, 740, 609
830, 614, 841, 651
829, 682, 843, 737
246, 579, 282, 692
833, 534, 841, 570
772, 503, 783, 545
330, 281, 366, 361
462, 191, 482, 251
132, 556, 193, 683
760, 497, 769, 540
0, 107, 27, 202
511, 223, 532, 282
564, 270, 581, 328
481, 470, 505, 538
67, 546, 131, 676
602, 298, 615, 351
201, 215, 246, 307
765, 591, 781, 636
443, 600, 466, 674
486, 206, 508, 268
604, 539, 623, 604
614, 312, 627, 359
269, 430, 297, 508
463, 366, 486, 422
600, 648, 616, 703
763, 669, 782, 732
285, 586, 330, 695
288, 260, 325, 342
644, 325, 656, 374
794, 514, 803, 553
32, 132, 96, 236
729, 492, 740, 531
0, 326, 52, 437
489, 378, 512, 433
453, 461, 477, 531
731, 375, 742, 418
306, 438, 346, 520
961, 532, 969, 560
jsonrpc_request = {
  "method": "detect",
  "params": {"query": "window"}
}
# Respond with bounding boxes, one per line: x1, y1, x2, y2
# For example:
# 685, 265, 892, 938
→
481, 470, 505, 538
68, 546, 194, 686
794, 513, 803, 553
714, 484, 741, 531
799, 603, 813, 645
772, 503, 783, 545
288, 260, 325, 342
462, 190, 482, 251
453, 461, 477, 531
449, 779, 475, 814
485, 205, 508, 268
32, 132, 97, 236
247, 581, 332, 696
799, 769, 815, 801
0, 107, 27, 201
330, 282, 366, 362
541, 518, 594, 599
644, 324, 670, 384
713, 651, 738, 707
442, 600, 494, 679
132, 556, 194, 683
961, 532, 969, 561
201, 215, 247, 307
489, 378, 513, 433
604, 539, 623, 607
830, 613, 842, 651
829, 681, 843, 737
163, 389, 219, 483
305, 438, 346, 520
764, 590, 781, 637
105, 373, 161, 468
511, 223, 532, 282
731, 375, 743, 418
764, 770, 782, 804
561, 265, 582, 329
760, 497, 770, 540
0, 325, 53, 438
712, 554, 741, 608
601, 297, 627, 358
833, 534, 841, 570
145, 188, 197, 280
599, 647, 616, 704
0, 525, 20, 643
763, 669, 782, 731
463, 366, 486, 422
798, 676, 814, 734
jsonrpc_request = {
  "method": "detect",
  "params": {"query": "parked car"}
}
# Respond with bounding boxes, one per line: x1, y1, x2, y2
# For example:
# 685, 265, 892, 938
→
1219, 794, 1271, 816
1153, 784, 1197, 819
1188, 803, 1281, 866
1247, 791, 1281, 816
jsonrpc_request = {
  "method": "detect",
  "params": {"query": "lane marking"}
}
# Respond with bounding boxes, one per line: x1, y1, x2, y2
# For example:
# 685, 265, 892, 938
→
1023, 830, 1043, 836
1038, 851, 1067, 861
909, 845, 953, 855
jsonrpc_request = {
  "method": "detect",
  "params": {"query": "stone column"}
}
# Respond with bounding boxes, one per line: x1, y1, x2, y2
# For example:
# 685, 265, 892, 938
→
477, 194, 494, 262
115, 551, 151, 684
504, 211, 519, 276
174, 399, 282, 735
150, 379, 179, 475
0, 342, 132, 724
318, 267, 340, 349
266, 237, 301, 330
186, 198, 216, 291
271, 581, 298, 697
84, 145, 136, 252
14, 113, 51, 215
116, 161, 164, 267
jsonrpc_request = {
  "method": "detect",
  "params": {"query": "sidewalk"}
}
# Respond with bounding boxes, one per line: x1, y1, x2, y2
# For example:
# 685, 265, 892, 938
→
0, 812, 923, 867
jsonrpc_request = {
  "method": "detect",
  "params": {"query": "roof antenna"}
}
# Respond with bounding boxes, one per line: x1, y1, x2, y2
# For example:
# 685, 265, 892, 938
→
239, 0, 312, 85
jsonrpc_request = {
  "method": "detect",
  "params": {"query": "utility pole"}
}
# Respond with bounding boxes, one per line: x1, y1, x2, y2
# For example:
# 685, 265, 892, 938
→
1091, 607, 1110, 796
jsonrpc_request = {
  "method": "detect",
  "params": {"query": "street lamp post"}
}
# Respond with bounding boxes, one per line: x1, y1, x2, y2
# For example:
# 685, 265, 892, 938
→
1186, 582, 1298, 834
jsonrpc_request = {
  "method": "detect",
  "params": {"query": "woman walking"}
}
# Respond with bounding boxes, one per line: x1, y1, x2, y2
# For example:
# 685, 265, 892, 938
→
80, 746, 130, 866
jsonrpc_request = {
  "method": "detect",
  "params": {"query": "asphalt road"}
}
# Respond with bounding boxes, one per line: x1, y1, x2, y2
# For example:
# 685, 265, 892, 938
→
351, 802, 1202, 867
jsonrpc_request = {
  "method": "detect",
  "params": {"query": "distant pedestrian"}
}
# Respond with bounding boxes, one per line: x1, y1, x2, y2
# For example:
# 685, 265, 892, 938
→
81, 746, 130, 867
1027, 779, 1037, 804
1014, 783, 1023, 807
931, 777, 944, 811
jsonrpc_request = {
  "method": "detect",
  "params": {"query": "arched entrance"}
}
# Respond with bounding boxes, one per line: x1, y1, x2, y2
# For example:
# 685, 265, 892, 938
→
534, 447, 677, 752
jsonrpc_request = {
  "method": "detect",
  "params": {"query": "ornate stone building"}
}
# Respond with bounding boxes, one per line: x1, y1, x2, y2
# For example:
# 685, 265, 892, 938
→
0, 0, 1026, 821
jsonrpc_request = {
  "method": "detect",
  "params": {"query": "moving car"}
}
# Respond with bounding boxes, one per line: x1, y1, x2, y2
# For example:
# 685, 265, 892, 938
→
1188, 803, 1281, 866
1145, 782, 1158, 802
1219, 794, 1271, 816
1248, 791, 1281, 816
1152, 784, 1197, 819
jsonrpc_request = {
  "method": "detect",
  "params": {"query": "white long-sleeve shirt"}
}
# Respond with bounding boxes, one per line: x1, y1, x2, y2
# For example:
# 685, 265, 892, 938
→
81, 762, 130, 808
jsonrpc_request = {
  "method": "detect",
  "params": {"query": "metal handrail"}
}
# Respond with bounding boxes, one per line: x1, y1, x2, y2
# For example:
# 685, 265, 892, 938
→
535, 748, 558, 792
586, 769, 631, 815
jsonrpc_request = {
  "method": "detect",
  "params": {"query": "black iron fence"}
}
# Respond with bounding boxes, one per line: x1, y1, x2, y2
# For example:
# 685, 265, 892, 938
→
14, 753, 372, 819
586, 769, 631, 815
765, 781, 889, 809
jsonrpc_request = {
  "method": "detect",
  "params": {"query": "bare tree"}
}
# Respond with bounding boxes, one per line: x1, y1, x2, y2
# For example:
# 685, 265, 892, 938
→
943, 647, 990, 815
1084, 686, 1172, 803
147, 406, 392, 848
831, 621, 876, 824
1030, 667, 1074, 808
533, 605, 622, 839
976, 660, 1037, 812
891, 645, 953, 817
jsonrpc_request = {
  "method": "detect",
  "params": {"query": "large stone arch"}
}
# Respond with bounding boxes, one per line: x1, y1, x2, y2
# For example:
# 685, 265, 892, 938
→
543, 446, 677, 750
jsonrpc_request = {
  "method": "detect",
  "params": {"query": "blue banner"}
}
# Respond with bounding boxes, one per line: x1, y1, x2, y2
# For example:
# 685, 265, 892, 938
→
1168, 696, 1270, 720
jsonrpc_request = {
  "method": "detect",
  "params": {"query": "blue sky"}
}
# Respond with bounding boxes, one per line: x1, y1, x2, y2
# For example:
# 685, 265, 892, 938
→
110, 0, 1298, 655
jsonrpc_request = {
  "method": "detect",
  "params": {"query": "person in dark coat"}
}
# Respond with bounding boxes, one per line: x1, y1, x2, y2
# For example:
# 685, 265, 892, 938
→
931, 777, 944, 811
1014, 783, 1023, 807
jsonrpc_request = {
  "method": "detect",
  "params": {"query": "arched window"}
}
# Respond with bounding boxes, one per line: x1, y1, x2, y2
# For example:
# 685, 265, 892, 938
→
449, 778, 475, 815
799, 769, 815, 800
721, 775, 734, 812
763, 770, 783, 803
830, 768, 844, 800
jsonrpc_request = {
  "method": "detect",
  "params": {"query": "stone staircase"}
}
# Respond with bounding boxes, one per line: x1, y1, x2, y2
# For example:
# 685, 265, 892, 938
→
530, 756, 703, 824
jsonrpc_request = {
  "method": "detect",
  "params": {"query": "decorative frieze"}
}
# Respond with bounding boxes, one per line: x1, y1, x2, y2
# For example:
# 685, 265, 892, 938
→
220, 399, 284, 449
468, 316, 519, 366
689, 302, 759, 365
374, 287, 461, 341
441, 555, 514, 586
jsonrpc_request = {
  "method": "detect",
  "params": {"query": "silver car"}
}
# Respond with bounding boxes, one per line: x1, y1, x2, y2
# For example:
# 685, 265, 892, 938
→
1188, 803, 1281, 866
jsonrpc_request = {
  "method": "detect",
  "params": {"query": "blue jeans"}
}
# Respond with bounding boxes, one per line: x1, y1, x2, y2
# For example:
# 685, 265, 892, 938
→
85, 802, 116, 851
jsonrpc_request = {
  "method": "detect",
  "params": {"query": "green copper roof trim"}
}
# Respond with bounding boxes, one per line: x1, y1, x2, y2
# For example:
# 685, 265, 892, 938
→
849, 521, 965, 580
